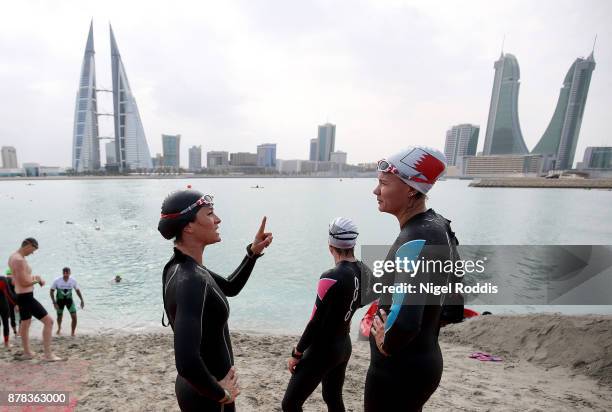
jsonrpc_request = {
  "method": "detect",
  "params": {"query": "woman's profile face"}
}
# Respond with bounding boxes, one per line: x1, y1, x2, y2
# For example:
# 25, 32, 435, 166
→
189, 207, 222, 245
373, 172, 413, 215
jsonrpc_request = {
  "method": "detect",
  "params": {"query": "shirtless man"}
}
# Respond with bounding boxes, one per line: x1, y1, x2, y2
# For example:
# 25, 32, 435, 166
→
8, 238, 61, 361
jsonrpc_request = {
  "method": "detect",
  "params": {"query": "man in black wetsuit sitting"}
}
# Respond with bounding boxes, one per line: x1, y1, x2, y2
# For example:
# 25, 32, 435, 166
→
158, 189, 273, 412
282, 217, 373, 412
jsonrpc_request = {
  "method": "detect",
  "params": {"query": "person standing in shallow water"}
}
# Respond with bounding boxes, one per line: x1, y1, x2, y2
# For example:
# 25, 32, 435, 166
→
366, 147, 460, 412
158, 189, 273, 412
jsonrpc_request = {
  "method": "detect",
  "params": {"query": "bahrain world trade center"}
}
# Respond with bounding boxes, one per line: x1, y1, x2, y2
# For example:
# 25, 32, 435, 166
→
72, 21, 152, 173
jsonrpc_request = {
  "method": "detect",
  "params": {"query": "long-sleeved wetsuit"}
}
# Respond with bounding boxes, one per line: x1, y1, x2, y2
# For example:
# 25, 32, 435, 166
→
282, 260, 373, 412
162, 245, 261, 412
365, 209, 459, 412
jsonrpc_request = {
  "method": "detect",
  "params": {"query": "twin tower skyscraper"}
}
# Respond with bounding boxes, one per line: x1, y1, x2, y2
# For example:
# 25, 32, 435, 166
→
72, 22, 152, 173
482, 50, 596, 170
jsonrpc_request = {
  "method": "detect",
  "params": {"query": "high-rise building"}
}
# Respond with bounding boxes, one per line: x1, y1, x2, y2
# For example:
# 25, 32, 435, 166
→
257, 143, 277, 167
230, 152, 258, 166
189, 145, 202, 171
317, 123, 336, 161
207, 151, 229, 168
162, 134, 181, 169
330, 151, 347, 164
532, 53, 596, 169
581, 146, 612, 169
482, 53, 529, 155
309, 138, 318, 161
72, 21, 100, 173
111, 25, 153, 171
1, 146, 18, 168
105, 141, 116, 165
444, 124, 479, 166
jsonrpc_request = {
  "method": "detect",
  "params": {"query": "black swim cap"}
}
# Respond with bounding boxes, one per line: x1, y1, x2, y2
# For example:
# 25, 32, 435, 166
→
158, 190, 211, 240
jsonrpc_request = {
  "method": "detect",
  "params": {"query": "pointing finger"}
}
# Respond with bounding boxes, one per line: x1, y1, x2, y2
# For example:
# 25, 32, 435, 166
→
257, 216, 267, 236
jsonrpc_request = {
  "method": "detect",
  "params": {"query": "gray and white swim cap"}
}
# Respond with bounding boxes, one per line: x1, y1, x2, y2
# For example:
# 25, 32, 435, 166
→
328, 217, 359, 249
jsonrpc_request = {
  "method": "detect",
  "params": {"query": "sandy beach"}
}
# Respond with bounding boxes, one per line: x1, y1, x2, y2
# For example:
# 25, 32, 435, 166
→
1, 314, 610, 411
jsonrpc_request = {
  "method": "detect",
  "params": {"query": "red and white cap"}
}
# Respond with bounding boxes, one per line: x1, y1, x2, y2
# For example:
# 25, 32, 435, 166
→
382, 146, 447, 194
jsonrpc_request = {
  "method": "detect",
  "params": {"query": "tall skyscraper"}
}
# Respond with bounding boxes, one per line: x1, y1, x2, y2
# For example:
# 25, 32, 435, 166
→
1, 146, 18, 168
111, 25, 153, 171
257, 143, 277, 167
317, 123, 336, 161
72, 21, 100, 173
309, 138, 318, 161
532, 53, 596, 169
162, 134, 181, 169
444, 124, 479, 166
482, 53, 529, 155
188, 145, 202, 170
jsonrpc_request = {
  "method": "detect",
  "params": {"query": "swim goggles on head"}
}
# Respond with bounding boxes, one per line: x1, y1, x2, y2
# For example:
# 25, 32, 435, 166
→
377, 159, 414, 182
329, 230, 359, 240
160, 195, 214, 219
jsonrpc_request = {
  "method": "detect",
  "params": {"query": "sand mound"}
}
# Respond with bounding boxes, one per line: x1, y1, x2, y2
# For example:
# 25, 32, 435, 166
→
440, 313, 612, 385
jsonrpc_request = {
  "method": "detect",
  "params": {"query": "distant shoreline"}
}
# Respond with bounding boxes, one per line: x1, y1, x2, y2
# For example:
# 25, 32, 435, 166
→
0, 174, 377, 181
470, 177, 612, 189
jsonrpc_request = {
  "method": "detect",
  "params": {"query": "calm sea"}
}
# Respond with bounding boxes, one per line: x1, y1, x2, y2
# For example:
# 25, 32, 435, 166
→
1, 178, 611, 335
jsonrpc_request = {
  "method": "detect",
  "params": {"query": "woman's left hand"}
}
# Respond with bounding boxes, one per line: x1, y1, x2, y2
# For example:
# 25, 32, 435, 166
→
371, 309, 389, 356
251, 216, 273, 255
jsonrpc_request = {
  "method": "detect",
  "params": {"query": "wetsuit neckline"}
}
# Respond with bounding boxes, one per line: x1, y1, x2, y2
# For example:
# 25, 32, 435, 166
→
173, 247, 208, 271
400, 208, 435, 230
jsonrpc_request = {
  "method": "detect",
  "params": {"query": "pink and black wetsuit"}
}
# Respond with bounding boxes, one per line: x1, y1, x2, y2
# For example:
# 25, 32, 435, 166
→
282, 260, 372, 412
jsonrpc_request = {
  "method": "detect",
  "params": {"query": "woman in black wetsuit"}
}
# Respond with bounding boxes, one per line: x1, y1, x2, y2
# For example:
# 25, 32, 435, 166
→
282, 217, 374, 412
367, 147, 460, 412
158, 189, 273, 412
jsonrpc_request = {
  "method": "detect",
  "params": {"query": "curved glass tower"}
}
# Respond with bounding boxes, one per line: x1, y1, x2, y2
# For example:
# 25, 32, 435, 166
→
532, 53, 596, 169
482, 53, 529, 155
110, 25, 153, 171
71, 21, 100, 172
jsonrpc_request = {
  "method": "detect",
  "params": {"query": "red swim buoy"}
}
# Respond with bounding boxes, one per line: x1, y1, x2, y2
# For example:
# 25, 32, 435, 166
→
463, 308, 479, 318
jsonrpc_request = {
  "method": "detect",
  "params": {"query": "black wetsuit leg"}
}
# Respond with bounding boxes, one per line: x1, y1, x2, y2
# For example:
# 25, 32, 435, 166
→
0, 294, 9, 341
282, 338, 351, 412
364, 341, 442, 412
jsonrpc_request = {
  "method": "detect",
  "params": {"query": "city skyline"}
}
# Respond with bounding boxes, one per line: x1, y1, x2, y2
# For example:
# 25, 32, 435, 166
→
1, 1, 611, 168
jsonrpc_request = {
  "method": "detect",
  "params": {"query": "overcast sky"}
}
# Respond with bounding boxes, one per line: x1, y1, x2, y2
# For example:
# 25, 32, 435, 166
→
1, 0, 611, 168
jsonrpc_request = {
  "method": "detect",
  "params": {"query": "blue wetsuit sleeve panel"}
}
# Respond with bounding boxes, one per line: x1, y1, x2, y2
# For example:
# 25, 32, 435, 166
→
173, 273, 226, 401
296, 276, 338, 353
382, 244, 440, 355
207, 244, 260, 297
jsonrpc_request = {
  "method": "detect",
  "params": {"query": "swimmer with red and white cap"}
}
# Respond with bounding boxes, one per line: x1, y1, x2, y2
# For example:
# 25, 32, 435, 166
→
366, 146, 461, 412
